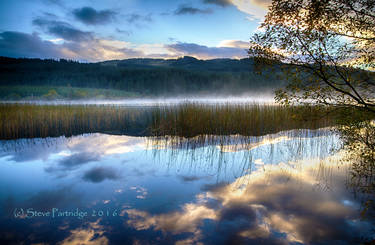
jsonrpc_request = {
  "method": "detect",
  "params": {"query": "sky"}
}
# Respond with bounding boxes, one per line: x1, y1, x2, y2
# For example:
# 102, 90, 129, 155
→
0, 0, 271, 62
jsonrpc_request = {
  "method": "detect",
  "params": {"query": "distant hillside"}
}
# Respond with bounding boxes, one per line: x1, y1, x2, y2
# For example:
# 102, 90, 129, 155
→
0, 56, 285, 99
101, 56, 255, 72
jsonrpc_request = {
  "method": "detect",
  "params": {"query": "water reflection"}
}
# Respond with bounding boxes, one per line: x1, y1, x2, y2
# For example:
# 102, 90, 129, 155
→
126, 156, 371, 244
58, 220, 109, 245
0, 130, 373, 244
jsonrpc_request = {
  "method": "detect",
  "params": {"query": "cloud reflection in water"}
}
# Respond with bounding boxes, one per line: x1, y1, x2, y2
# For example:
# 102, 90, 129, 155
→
0, 130, 373, 244
125, 152, 373, 244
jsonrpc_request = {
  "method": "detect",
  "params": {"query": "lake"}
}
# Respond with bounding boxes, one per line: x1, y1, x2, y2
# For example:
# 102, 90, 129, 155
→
0, 102, 374, 244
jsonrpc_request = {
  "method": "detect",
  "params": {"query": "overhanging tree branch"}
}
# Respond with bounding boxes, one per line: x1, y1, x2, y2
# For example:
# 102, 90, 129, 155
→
249, 0, 375, 113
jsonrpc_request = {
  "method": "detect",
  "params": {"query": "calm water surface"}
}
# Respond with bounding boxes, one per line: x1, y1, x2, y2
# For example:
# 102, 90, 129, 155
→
0, 129, 373, 244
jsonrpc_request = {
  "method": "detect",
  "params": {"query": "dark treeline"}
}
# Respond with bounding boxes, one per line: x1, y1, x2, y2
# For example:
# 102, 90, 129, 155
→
0, 56, 285, 97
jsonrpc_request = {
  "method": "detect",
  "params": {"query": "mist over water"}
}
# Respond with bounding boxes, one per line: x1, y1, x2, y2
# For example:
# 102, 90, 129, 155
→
0, 94, 276, 106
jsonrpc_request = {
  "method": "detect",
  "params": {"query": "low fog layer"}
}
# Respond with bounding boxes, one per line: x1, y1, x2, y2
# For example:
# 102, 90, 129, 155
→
1, 93, 276, 106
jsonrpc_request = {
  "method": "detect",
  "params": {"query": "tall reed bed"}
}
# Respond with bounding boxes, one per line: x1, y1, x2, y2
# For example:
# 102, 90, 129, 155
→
0, 104, 152, 139
0, 103, 339, 139
150, 103, 337, 137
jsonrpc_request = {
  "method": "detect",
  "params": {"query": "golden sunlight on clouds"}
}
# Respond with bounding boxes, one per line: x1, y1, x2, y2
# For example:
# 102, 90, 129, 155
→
59, 37, 249, 61
239, 226, 271, 239
125, 151, 360, 244
218, 40, 249, 49
126, 203, 217, 234
134, 43, 174, 56
60, 48, 80, 59
231, 0, 272, 20
99, 40, 179, 59
99, 39, 132, 49
58, 220, 108, 245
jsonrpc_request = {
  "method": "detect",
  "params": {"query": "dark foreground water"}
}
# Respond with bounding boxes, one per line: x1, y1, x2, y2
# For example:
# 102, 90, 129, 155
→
0, 128, 374, 245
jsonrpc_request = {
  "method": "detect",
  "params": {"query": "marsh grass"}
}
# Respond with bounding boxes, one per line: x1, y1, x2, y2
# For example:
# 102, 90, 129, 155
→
150, 103, 338, 137
0, 104, 153, 139
0, 103, 339, 139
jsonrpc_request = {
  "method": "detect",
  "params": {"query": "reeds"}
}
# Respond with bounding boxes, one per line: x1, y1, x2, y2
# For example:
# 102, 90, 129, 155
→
0, 103, 339, 140
0, 104, 152, 139
150, 103, 337, 137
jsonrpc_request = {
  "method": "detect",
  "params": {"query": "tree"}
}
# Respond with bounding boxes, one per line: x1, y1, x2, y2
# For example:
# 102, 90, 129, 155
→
249, 0, 375, 218
249, 0, 375, 112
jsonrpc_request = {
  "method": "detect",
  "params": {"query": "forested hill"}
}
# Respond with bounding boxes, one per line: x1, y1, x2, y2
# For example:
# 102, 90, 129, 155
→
0, 56, 285, 99
101, 56, 255, 72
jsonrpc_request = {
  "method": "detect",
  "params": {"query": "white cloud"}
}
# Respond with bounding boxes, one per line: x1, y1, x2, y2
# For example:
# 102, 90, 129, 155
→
48, 38, 64, 43
230, 0, 271, 20
218, 39, 249, 49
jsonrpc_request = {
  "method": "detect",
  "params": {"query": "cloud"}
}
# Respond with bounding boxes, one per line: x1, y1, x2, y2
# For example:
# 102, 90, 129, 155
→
203, 0, 271, 20
125, 13, 152, 24
116, 28, 132, 36
179, 175, 209, 182
129, 186, 148, 199
57, 220, 109, 245
203, 0, 232, 7
0, 32, 246, 61
33, 18, 93, 42
218, 40, 249, 49
72, 7, 116, 25
251, 0, 272, 8
57, 152, 100, 169
0, 31, 64, 59
126, 203, 217, 234
126, 154, 372, 244
218, 136, 290, 153
83, 167, 120, 183
200, 182, 228, 192
27, 187, 81, 211
44, 151, 101, 175
231, 0, 271, 20
0, 31, 149, 61
166, 42, 247, 59
42, 0, 65, 7
174, 5, 213, 15
44, 134, 147, 174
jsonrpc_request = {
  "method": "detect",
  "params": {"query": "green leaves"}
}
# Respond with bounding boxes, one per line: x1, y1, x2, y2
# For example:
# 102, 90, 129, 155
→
249, 0, 375, 111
